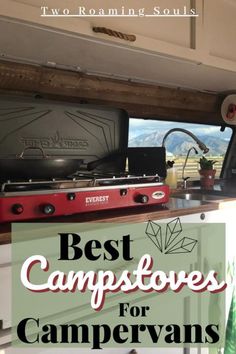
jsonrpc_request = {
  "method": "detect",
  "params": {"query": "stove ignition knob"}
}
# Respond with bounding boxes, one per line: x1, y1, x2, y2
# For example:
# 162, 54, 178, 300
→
42, 204, 55, 215
12, 203, 24, 215
135, 194, 149, 204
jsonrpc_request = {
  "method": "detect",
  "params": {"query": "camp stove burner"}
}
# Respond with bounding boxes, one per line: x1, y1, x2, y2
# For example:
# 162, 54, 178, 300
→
0, 175, 169, 223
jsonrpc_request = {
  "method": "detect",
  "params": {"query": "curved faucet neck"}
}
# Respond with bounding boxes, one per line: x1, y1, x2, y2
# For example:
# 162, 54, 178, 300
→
162, 128, 209, 154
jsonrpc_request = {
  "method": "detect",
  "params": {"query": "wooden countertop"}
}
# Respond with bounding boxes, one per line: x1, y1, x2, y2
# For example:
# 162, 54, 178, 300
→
0, 197, 220, 245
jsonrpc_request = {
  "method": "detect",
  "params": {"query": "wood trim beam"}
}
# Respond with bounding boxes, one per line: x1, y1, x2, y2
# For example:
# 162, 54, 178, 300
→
0, 60, 221, 122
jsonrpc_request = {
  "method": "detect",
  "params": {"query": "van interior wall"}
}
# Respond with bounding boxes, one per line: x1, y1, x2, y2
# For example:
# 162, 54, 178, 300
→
0, 59, 223, 125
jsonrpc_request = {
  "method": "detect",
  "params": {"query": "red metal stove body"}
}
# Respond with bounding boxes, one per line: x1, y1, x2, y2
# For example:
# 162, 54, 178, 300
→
0, 177, 169, 223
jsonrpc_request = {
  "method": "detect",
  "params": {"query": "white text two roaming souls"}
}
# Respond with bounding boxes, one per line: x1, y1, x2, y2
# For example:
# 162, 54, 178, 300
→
40, 6, 198, 17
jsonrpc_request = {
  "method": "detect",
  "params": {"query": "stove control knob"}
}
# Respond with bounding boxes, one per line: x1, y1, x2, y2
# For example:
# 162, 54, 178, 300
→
120, 189, 128, 196
12, 203, 24, 215
67, 193, 76, 201
41, 204, 55, 215
135, 194, 149, 204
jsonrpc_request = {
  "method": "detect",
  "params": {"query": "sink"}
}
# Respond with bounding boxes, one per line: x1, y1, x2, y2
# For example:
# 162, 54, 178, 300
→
171, 192, 230, 202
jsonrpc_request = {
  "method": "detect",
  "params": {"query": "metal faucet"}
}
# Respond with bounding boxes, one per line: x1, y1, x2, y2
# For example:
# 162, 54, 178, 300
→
182, 146, 198, 189
162, 128, 209, 189
161, 128, 209, 154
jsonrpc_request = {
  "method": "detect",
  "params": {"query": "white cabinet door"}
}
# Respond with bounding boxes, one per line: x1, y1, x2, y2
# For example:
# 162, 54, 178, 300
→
205, 0, 236, 64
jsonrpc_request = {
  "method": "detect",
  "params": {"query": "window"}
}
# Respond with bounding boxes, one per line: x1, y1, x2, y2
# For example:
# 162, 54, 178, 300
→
129, 119, 233, 179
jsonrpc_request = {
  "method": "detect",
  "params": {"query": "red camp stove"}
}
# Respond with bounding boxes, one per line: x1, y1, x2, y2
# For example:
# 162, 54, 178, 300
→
0, 174, 169, 223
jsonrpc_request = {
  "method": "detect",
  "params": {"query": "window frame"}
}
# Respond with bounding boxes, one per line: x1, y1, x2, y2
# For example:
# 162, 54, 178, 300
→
128, 117, 235, 179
